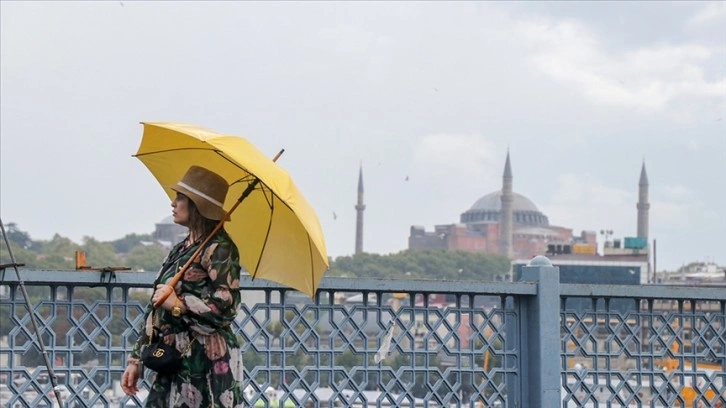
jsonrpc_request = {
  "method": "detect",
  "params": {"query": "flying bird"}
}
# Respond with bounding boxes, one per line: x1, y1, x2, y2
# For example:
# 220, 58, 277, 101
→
333, 212, 337, 220
404, 176, 409, 181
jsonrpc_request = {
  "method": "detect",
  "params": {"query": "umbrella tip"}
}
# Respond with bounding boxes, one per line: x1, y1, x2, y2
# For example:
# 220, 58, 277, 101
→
272, 149, 285, 162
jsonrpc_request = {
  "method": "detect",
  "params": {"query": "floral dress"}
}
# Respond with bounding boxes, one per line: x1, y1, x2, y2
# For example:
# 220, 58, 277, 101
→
130, 229, 245, 408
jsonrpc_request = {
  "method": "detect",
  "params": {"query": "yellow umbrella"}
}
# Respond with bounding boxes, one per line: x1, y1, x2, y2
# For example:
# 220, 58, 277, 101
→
134, 122, 329, 298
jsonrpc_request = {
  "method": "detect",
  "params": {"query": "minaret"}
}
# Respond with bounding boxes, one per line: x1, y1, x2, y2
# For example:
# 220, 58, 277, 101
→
500, 151, 513, 258
355, 165, 366, 254
637, 161, 650, 239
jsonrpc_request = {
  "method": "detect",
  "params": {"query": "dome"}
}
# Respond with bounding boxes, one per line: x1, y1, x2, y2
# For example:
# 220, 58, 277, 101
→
469, 191, 540, 212
461, 190, 549, 227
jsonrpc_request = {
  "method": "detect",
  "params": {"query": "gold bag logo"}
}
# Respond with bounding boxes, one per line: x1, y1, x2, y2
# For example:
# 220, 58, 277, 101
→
153, 349, 165, 358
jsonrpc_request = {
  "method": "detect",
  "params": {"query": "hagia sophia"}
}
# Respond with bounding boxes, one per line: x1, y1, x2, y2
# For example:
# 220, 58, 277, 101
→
352, 152, 649, 260
354, 151, 652, 286
405, 151, 649, 262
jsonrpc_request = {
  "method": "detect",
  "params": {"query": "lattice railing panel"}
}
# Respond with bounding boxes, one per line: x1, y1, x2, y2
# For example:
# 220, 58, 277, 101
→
561, 297, 726, 407
0, 275, 518, 408
233, 293, 516, 407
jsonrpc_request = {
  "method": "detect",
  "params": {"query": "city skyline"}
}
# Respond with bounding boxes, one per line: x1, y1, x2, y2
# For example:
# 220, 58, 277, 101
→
1, 2, 724, 270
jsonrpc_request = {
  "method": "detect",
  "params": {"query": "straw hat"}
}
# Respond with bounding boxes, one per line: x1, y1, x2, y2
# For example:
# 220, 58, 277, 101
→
169, 166, 228, 221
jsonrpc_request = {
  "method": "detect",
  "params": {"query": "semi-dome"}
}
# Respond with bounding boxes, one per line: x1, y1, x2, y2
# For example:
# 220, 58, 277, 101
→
461, 190, 549, 227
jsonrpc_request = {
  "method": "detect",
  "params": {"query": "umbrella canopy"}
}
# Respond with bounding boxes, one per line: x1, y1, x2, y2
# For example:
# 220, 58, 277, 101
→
135, 122, 328, 298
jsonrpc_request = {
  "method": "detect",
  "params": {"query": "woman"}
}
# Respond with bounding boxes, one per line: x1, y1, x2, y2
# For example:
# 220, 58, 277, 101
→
122, 165, 244, 408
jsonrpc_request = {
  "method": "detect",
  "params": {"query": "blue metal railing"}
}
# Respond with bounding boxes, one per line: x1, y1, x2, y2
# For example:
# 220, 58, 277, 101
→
0, 260, 724, 407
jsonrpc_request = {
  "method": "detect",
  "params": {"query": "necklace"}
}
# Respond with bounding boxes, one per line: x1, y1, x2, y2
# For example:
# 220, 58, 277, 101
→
183, 234, 201, 250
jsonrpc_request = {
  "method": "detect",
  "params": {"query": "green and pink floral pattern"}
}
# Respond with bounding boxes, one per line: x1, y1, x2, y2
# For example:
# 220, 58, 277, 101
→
132, 229, 245, 408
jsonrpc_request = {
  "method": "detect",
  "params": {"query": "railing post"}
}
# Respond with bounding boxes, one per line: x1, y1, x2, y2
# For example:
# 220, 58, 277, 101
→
518, 255, 561, 407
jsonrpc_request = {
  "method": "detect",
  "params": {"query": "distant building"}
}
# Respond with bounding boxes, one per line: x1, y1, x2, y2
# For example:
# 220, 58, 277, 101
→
355, 165, 365, 254
524, 161, 652, 287
153, 216, 187, 247
409, 151, 601, 259
408, 151, 652, 285
662, 261, 726, 286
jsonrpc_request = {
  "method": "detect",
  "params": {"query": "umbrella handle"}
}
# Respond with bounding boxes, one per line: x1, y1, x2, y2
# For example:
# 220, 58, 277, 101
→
153, 149, 285, 308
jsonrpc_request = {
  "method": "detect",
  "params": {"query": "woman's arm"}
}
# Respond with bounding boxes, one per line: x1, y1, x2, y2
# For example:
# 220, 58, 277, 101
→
130, 303, 154, 359
123, 306, 151, 397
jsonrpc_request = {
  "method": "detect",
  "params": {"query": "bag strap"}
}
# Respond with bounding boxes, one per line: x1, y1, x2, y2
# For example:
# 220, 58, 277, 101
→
148, 327, 197, 355
155, 235, 207, 285
181, 335, 197, 354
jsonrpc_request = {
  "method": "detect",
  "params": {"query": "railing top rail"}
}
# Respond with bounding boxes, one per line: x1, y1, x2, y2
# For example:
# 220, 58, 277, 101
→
318, 276, 536, 295
0, 269, 538, 295
562, 282, 726, 301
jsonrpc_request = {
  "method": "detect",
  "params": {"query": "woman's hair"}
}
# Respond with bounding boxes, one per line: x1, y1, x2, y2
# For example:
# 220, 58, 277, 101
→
185, 195, 218, 238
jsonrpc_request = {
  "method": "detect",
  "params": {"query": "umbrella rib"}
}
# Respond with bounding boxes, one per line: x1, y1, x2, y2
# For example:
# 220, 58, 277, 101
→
207, 151, 325, 293
229, 175, 258, 187
214, 151, 258, 183
307, 232, 315, 299
237, 174, 325, 292
261, 184, 274, 209
212, 152, 318, 254
133, 146, 217, 157
251, 194, 276, 281
214, 151, 277, 198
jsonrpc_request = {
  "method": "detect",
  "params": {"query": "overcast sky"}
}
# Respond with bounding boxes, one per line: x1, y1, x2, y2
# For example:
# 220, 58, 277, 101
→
1, 1, 724, 271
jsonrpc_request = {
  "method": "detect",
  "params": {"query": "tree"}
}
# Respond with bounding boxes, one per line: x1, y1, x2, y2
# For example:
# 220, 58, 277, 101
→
267, 321, 284, 347
3, 222, 34, 249
337, 347, 365, 375
0, 238, 38, 268
242, 347, 265, 379
379, 352, 442, 398
284, 347, 312, 385
329, 249, 510, 281
111, 233, 154, 254
38, 234, 79, 258
81, 237, 120, 268
124, 243, 167, 272
0, 306, 12, 337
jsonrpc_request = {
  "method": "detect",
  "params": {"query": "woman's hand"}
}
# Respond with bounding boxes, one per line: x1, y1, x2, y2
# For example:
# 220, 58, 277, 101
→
152, 284, 178, 310
121, 363, 140, 396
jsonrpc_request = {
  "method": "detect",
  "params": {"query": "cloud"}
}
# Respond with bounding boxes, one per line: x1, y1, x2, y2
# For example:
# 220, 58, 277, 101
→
650, 199, 692, 230
514, 16, 726, 114
660, 184, 691, 200
412, 133, 498, 178
650, 183, 694, 230
688, 2, 726, 26
543, 172, 699, 246
542, 173, 633, 236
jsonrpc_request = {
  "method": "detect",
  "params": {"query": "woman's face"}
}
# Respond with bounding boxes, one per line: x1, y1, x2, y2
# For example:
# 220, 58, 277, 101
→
171, 193, 191, 226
